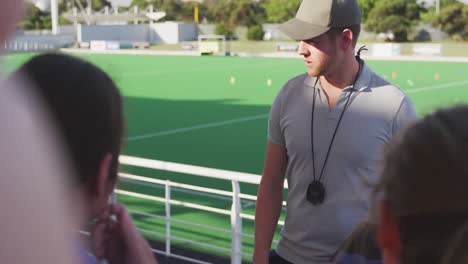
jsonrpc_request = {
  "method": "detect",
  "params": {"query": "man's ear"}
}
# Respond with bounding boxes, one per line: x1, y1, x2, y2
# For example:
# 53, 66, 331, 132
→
94, 153, 113, 197
377, 201, 402, 260
340, 29, 354, 51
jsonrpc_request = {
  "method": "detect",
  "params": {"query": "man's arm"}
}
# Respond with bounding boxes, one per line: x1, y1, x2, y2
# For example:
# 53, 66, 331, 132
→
392, 96, 418, 134
253, 142, 288, 264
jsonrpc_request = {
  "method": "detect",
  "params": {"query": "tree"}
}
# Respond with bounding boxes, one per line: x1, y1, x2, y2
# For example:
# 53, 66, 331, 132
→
358, 0, 381, 22
74, 0, 111, 11
433, 2, 468, 40
161, 0, 193, 21
92, 0, 110, 10
440, 0, 458, 8
420, 5, 437, 23
420, 0, 460, 23
215, 23, 235, 38
261, 0, 301, 23
207, 0, 266, 27
18, 2, 52, 30
204, 0, 267, 40
130, 0, 156, 9
365, 0, 422, 42
130, 0, 193, 22
247, 25, 265, 40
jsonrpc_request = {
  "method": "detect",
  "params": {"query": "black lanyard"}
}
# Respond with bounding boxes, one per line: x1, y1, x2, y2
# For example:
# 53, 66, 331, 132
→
311, 81, 355, 183
306, 61, 362, 205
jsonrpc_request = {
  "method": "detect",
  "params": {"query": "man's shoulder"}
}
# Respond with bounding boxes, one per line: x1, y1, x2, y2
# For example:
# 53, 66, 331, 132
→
366, 68, 407, 100
278, 73, 309, 96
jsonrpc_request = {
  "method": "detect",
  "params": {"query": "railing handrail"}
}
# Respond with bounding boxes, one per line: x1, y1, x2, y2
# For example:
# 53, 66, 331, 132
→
120, 172, 288, 206
119, 155, 289, 188
120, 172, 237, 198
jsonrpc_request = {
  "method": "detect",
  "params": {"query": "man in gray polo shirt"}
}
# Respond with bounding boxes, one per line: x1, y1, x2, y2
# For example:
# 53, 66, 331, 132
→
253, 0, 418, 263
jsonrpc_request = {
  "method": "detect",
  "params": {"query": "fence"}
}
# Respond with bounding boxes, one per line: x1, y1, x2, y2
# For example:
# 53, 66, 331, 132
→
118, 155, 288, 264
4, 34, 75, 53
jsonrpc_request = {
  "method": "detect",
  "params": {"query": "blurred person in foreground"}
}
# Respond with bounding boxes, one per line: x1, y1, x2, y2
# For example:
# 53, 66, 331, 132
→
13, 53, 157, 264
0, 1, 78, 263
254, 0, 417, 263
376, 105, 468, 264
331, 221, 381, 264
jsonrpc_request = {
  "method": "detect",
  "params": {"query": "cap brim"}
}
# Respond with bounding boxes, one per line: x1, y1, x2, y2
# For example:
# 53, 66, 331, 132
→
279, 18, 329, 41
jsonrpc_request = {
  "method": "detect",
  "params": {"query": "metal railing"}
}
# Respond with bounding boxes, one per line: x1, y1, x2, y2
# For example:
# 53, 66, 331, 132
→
118, 155, 288, 264
4, 34, 75, 53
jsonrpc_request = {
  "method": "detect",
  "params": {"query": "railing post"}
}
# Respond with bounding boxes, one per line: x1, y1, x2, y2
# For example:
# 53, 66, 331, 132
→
165, 180, 171, 257
231, 180, 242, 264
134, 6, 139, 25
51, 0, 59, 35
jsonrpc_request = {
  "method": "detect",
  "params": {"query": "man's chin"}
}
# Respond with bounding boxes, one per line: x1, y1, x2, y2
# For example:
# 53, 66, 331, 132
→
307, 71, 320, 77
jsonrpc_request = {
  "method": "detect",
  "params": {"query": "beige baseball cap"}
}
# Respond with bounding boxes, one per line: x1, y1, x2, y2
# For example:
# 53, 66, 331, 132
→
279, 0, 362, 41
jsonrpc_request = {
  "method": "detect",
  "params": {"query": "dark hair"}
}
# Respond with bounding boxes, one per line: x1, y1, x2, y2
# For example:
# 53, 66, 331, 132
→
16, 53, 124, 185
375, 105, 468, 264
329, 25, 361, 47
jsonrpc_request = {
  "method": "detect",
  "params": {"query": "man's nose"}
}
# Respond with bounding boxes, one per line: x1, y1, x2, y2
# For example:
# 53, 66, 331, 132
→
298, 41, 310, 57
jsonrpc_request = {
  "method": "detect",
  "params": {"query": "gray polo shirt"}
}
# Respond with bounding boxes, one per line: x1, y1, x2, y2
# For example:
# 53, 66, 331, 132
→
268, 63, 417, 264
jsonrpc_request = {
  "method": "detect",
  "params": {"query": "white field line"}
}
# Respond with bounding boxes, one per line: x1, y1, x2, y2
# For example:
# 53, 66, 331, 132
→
405, 80, 468, 94
126, 113, 268, 141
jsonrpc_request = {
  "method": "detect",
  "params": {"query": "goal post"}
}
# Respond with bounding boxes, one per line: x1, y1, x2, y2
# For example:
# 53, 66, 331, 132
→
198, 34, 227, 56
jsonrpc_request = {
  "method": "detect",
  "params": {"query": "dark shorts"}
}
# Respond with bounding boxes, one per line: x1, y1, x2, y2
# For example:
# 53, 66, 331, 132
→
269, 250, 294, 264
